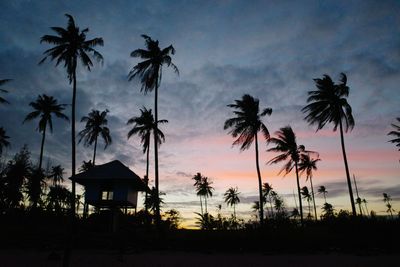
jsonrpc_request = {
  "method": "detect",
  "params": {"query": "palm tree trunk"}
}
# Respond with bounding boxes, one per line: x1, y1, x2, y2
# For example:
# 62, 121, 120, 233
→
71, 66, 77, 218
199, 195, 203, 215
205, 196, 208, 214
309, 176, 318, 221
39, 124, 47, 170
145, 145, 150, 213
154, 77, 160, 226
92, 136, 98, 166
364, 203, 369, 216
254, 133, 264, 225
295, 161, 303, 225
339, 119, 356, 216
233, 204, 236, 219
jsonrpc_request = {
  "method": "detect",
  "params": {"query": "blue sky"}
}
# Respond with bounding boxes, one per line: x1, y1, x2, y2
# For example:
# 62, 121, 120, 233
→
0, 0, 399, 227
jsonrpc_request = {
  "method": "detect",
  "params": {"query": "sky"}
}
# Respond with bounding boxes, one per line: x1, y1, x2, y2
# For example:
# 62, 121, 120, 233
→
0, 0, 399, 227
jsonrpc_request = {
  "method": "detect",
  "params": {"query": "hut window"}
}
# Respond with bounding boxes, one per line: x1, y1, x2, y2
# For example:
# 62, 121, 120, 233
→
101, 190, 113, 200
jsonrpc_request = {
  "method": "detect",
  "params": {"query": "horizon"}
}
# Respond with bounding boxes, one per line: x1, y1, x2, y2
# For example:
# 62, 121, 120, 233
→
0, 0, 399, 228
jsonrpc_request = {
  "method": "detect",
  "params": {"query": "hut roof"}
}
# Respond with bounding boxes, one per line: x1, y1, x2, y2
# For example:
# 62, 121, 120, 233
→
70, 160, 148, 191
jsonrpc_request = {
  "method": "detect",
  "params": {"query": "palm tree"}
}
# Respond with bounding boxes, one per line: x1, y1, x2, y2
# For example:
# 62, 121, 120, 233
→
302, 73, 356, 215
262, 182, 274, 218
298, 154, 320, 220
252, 201, 260, 220
0, 127, 10, 155
78, 109, 112, 166
301, 186, 313, 220
267, 126, 307, 225
224, 94, 272, 225
383, 193, 394, 218
127, 107, 168, 212
388, 118, 400, 151
224, 187, 240, 219
23, 94, 69, 170
192, 173, 204, 214
362, 199, 369, 216
196, 176, 214, 213
128, 34, 178, 225
40, 14, 103, 218
318, 185, 328, 203
0, 79, 11, 104
49, 165, 64, 186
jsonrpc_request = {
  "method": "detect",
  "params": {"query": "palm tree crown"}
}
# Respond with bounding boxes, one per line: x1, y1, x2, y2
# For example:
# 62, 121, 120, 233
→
0, 127, 10, 155
128, 35, 178, 92
388, 117, 400, 151
196, 176, 214, 213
39, 14, 104, 82
78, 109, 112, 165
224, 94, 272, 225
224, 187, 240, 218
0, 79, 11, 104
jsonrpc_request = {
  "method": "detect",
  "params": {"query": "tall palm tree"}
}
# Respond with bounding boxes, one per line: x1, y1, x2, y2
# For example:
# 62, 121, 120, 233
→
23, 94, 69, 170
49, 165, 65, 186
78, 109, 112, 166
383, 193, 394, 218
318, 185, 328, 203
224, 94, 272, 225
40, 14, 104, 218
196, 176, 213, 213
300, 186, 313, 220
298, 154, 320, 221
267, 126, 307, 225
262, 182, 274, 218
302, 73, 356, 215
192, 173, 204, 214
127, 107, 168, 212
388, 118, 400, 151
0, 79, 11, 104
128, 34, 178, 225
224, 187, 240, 219
0, 127, 10, 155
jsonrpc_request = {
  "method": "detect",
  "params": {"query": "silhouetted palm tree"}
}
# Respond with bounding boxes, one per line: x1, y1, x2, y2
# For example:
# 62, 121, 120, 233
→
0, 79, 11, 104
0, 127, 10, 155
299, 154, 320, 220
267, 126, 307, 225
145, 187, 165, 213
362, 198, 369, 216
302, 73, 356, 215
192, 173, 204, 214
127, 107, 167, 212
49, 165, 64, 186
252, 201, 260, 220
318, 185, 328, 203
40, 14, 104, 217
196, 176, 213, 213
224, 187, 240, 219
262, 182, 274, 218
388, 118, 400, 151
23, 94, 69, 170
224, 94, 272, 225
301, 186, 313, 220
321, 202, 335, 219
383, 193, 394, 218
78, 109, 112, 166
128, 34, 178, 225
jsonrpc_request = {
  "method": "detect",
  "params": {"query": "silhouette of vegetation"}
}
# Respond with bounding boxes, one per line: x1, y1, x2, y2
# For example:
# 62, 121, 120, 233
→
23, 94, 69, 170
0, 127, 10, 155
0, 79, 11, 105
40, 14, 104, 218
128, 34, 178, 226
302, 73, 356, 216
318, 185, 328, 203
224, 187, 240, 219
388, 117, 400, 151
267, 126, 307, 225
383, 193, 394, 218
262, 182, 275, 219
298, 154, 320, 220
300, 186, 313, 220
192, 173, 204, 214
195, 176, 214, 214
224, 94, 272, 225
78, 109, 112, 166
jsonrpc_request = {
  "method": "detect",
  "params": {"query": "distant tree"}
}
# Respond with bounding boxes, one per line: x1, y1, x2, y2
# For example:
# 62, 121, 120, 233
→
195, 212, 215, 230
0, 79, 11, 105
252, 201, 260, 220
196, 176, 214, 213
298, 154, 320, 220
163, 209, 182, 229
291, 208, 300, 219
145, 187, 165, 213
26, 168, 46, 209
224, 187, 240, 219
318, 185, 328, 203
383, 193, 395, 218
0, 127, 10, 155
192, 173, 204, 214
262, 182, 274, 219
40, 14, 104, 218
301, 186, 313, 220
267, 126, 307, 225
78, 109, 111, 166
224, 94, 272, 225
46, 185, 72, 214
79, 160, 93, 173
127, 107, 167, 212
49, 165, 64, 186
356, 197, 363, 216
128, 34, 178, 226
273, 194, 286, 218
321, 202, 335, 219
362, 198, 369, 215
302, 73, 356, 215
23, 94, 69, 170
388, 117, 400, 152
